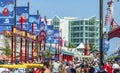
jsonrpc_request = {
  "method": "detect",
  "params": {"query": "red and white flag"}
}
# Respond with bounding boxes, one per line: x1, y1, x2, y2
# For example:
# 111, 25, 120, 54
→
104, 12, 109, 26
110, 19, 114, 30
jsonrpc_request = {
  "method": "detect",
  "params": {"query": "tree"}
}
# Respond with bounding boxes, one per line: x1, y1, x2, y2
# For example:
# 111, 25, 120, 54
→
68, 43, 75, 48
89, 43, 94, 52
1, 39, 12, 57
34, 44, 39, 58
43, 50, 51, 59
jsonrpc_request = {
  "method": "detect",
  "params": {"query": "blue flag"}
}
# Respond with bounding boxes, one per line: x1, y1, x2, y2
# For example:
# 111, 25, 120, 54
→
103, 38, 110, 53
39, 21, 45, 31
54, 29, 60, 44
29, 15, 40, 35
0, 26, 11, 32
0, 0, 14, 25
16, 6, 29, 30
45, 25, 54, 43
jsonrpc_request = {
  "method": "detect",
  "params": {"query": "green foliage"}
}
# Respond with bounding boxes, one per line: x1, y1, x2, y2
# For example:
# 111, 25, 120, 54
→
89, 43, 94, 52
1, 39, 12, 57
34, 44, 39, 58
68, 43, 75, 48
43, 50, 51, 58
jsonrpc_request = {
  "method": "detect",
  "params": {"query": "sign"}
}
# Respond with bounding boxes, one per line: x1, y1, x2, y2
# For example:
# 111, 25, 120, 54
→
16, 6, 29, 30
0, 0, 14, 25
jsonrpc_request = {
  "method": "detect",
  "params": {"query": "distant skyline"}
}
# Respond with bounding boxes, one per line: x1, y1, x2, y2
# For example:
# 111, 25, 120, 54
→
17, 0, 120, 56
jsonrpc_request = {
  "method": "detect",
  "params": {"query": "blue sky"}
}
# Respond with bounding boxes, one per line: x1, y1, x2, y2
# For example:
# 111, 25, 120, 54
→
17, 0, 120, 56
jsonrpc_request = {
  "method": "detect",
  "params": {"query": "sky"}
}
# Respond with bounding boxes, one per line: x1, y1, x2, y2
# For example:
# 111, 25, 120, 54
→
17, 0, 120, 56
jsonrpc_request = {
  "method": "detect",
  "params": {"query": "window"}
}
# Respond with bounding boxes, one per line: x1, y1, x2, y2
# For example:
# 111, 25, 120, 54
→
85, 33, 89, 37
80, 33, 83, 37
85, 20, 89, 25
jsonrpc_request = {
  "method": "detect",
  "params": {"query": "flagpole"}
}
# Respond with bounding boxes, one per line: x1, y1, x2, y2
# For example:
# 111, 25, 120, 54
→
27, 2, 30, 62
100, 0, 104, 63
110, 0, 114, 30
13, 0, 17, 63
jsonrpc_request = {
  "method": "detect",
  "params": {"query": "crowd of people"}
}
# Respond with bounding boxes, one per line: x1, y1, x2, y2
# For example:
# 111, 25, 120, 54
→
0, 59, 120, 73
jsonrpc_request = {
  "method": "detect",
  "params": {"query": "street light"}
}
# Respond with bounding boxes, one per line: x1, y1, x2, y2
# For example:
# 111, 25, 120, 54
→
100, 0, 103, 63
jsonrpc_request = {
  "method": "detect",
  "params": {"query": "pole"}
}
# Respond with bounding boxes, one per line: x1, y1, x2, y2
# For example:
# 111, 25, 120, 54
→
100, 0, 103, 63
25, 31, 28, 63
14, 0, 17, 63
11, 26, 14, 63
32, 23, 34, 62
27, 2, 30, 62
20, 18, 23, 62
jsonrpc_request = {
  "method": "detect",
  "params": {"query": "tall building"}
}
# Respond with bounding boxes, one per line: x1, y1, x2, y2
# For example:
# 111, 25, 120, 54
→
48, 16, 100, 49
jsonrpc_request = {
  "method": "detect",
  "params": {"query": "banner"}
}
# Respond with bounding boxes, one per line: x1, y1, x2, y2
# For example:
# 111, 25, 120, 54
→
16, 6, 29, 30
39, 21, 45, 31
54, 29, 60, 44
103, 38, 110, 53
45, 25, 54, 43
0, 26, 11, 32
0, 0, 14, 25
29, 15, 39, 35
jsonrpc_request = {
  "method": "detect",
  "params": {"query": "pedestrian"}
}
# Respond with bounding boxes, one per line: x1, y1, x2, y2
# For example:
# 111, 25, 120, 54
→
97, 62, 107, 73
43, 61, 51, 73
58, 63, 67, 73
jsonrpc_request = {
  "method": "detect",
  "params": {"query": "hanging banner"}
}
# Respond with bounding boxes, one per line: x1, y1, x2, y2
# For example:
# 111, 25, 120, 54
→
0, 26, 11, 33
45, 25, 54, 43
0, 0, 14, 25
29, 15, 40, 35
39, 21, 45, 31
54, 29, 60, 44
16, 6, 29, 30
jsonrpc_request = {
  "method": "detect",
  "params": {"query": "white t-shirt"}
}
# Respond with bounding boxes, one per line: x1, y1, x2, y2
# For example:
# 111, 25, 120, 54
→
112, 63, 120, 69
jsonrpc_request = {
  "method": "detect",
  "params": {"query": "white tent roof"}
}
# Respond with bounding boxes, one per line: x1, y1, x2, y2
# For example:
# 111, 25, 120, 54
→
76, 43, 84, 48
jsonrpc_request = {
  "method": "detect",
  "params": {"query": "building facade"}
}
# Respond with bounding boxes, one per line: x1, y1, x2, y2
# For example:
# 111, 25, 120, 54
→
48, 16, 100, 49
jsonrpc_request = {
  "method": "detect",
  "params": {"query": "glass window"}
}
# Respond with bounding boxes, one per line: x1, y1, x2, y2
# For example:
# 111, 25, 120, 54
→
80, 33, 83, 37
85, 33, 89, 37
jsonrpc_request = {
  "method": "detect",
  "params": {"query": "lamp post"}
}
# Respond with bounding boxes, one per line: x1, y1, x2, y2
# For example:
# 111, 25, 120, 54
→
100, 0, 103, 63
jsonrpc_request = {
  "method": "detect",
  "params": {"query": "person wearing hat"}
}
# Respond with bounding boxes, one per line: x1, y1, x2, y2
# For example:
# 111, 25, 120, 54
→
97, 62, 107, 73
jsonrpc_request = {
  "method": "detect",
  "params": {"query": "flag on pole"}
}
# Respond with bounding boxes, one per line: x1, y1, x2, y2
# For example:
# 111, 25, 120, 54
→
54, 29, 60, 44
104, 12, 109, 26
0, 0, 14, 25
16, 6, 29, 30
29, 15, 40, 35
59, 28, 62, 36
110, 18, 114, 30
45, 25, 54, 43
44, 16, 47, 26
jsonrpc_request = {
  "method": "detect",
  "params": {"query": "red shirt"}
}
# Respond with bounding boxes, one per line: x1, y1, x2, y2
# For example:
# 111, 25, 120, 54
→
107, 65, 113, 73
34, 69, 41, 73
